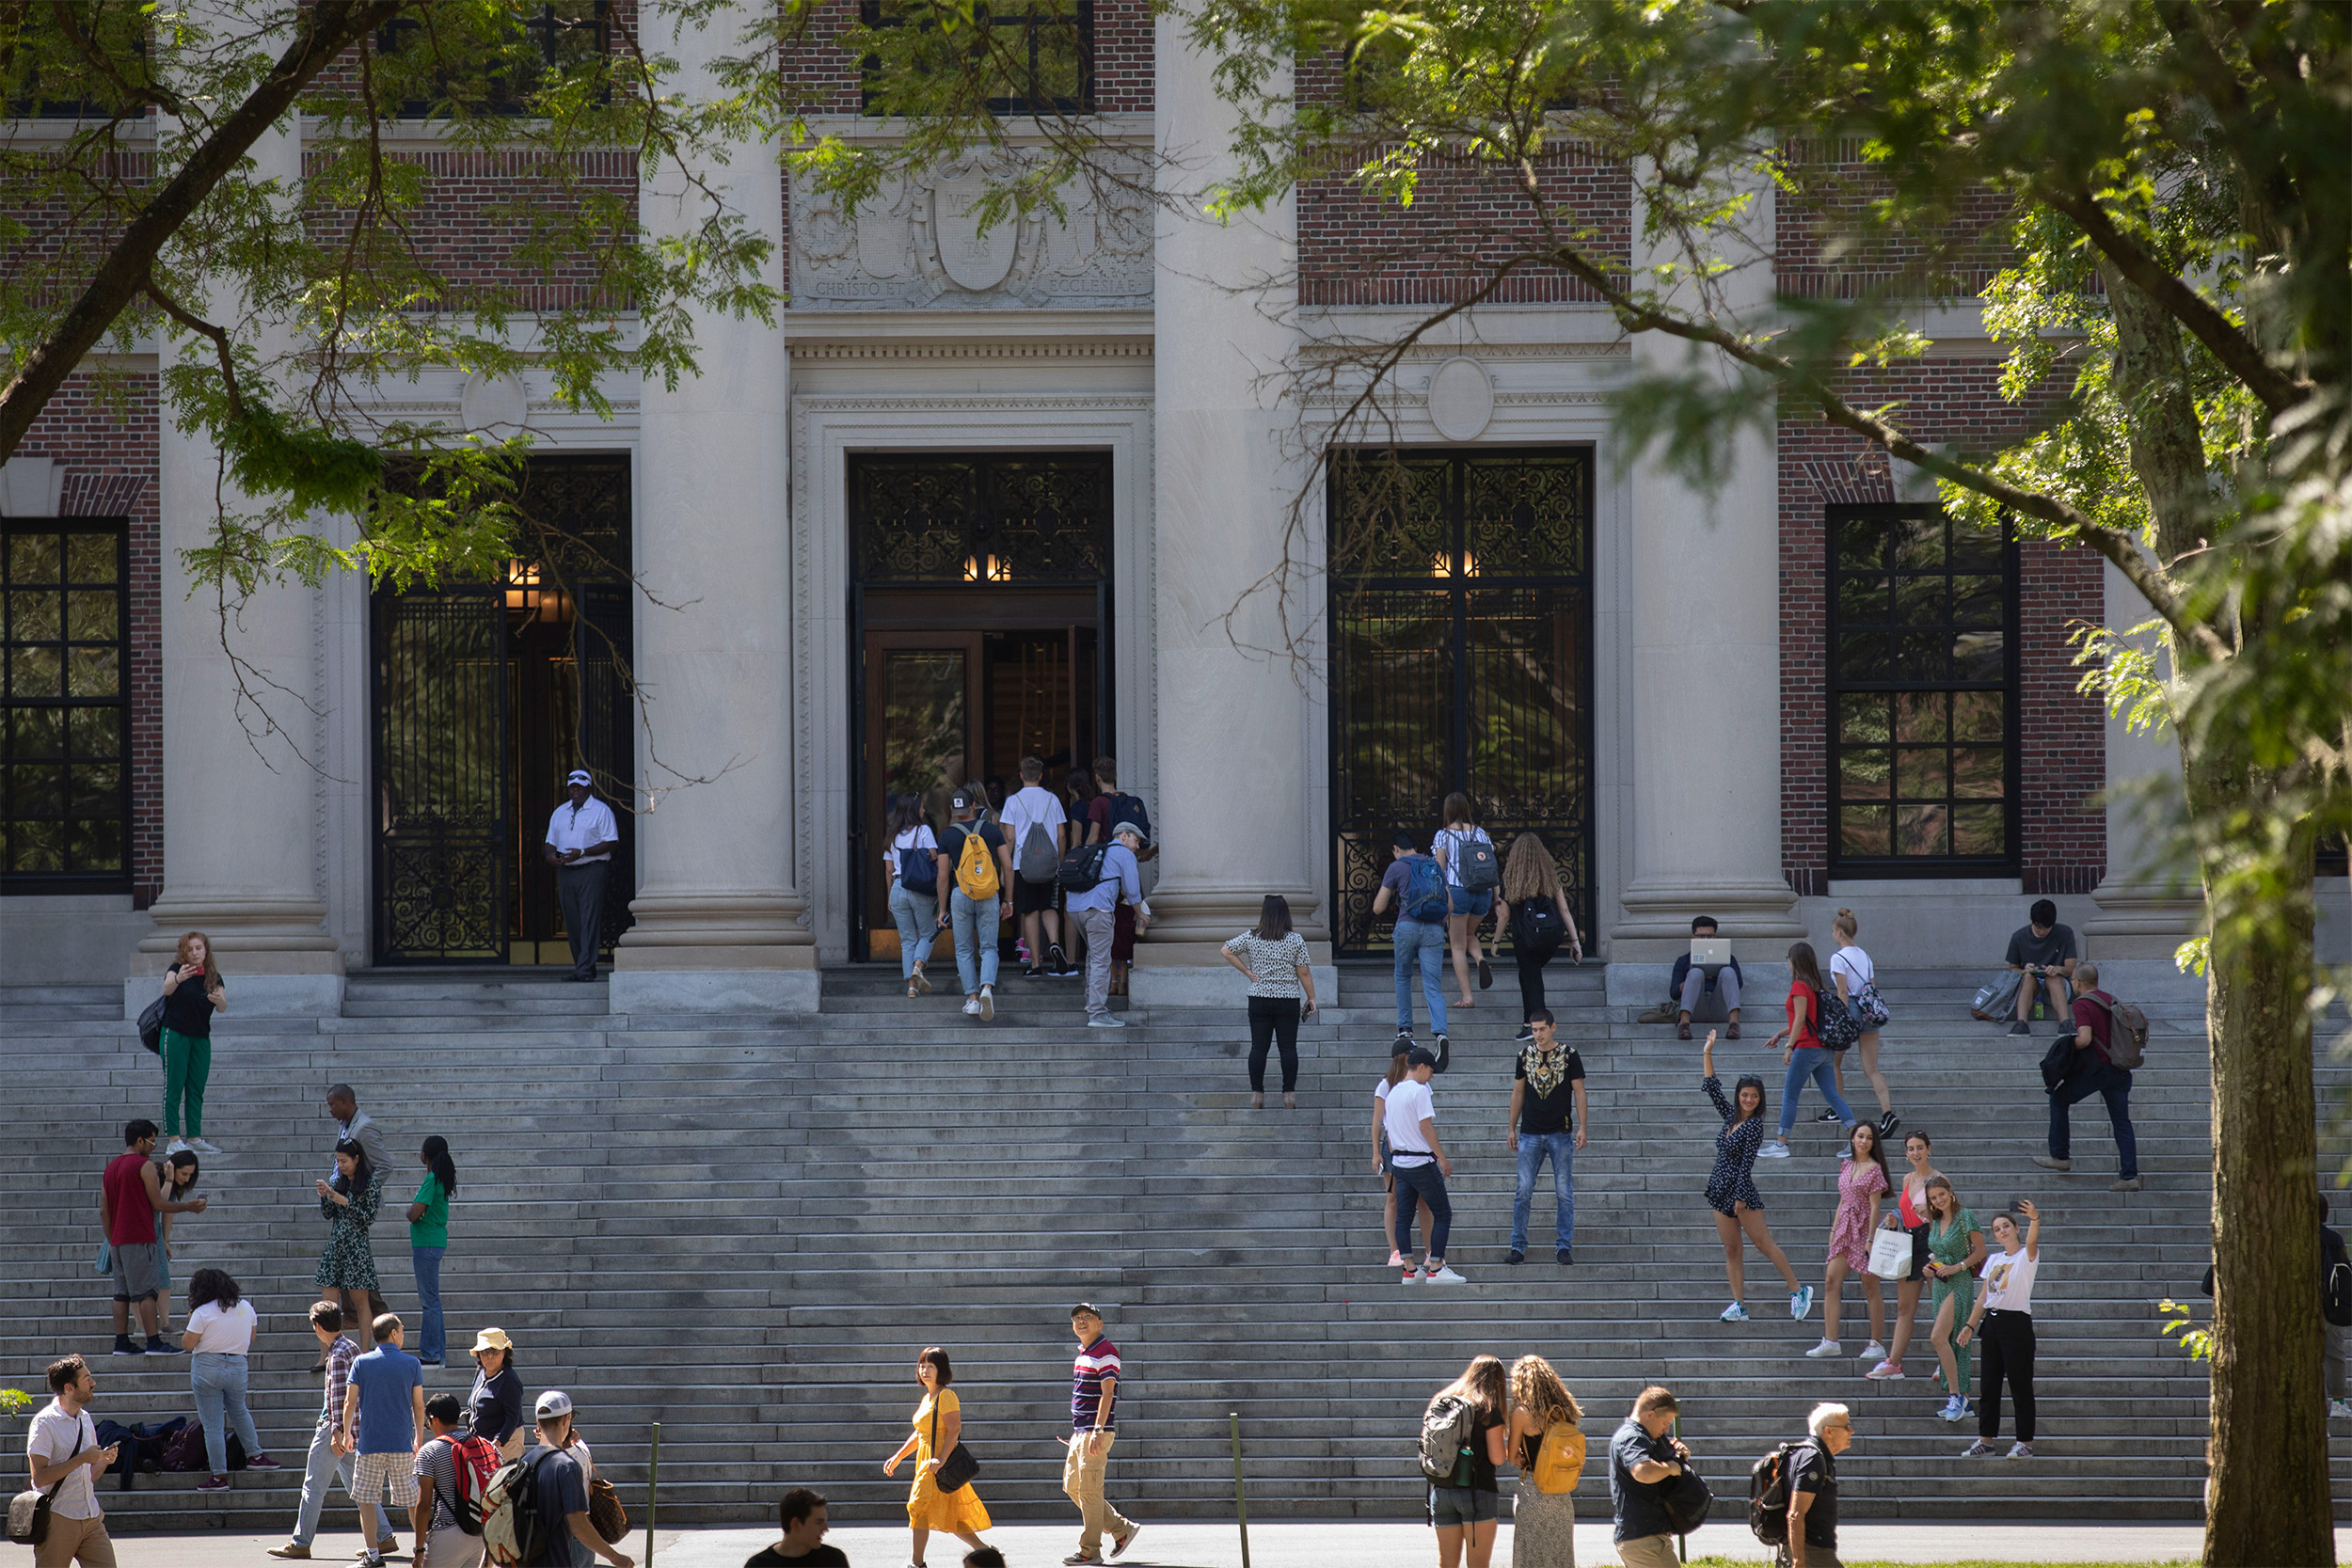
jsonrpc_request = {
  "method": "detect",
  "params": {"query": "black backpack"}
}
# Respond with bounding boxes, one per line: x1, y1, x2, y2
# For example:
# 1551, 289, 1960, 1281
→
1101, 792, 1152, 852
897, 837, 937, 895
1515, 899, 1566, 950
1746, 1440, 1810, 1545
1059, 842, 1109, 895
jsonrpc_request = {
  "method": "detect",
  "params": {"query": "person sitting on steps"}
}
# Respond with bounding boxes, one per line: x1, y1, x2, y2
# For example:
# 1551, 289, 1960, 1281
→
1671, 915, 1742, 1040
2002, 898, 2077, 1037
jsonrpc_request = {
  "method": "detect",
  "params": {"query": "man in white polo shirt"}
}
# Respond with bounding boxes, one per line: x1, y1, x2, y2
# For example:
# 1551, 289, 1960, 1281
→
543, 769, 620, 981
26, 1354, 119, 1567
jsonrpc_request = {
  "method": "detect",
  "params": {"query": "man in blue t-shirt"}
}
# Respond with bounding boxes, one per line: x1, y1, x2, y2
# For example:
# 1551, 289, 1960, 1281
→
528, 1391, 633, 1567
1371, 832, 1450, 1057
343, 1315, 425, 1568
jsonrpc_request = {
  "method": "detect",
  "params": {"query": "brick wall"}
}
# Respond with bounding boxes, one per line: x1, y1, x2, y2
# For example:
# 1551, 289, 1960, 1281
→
1778, 362, 2106, 898
1775, 137, 2016, 301
11, 374, 163, 906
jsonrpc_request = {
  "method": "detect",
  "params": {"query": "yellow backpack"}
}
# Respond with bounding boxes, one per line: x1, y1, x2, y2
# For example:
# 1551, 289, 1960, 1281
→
1532, 1423, 1586, 1496
956, 826, 1000, 901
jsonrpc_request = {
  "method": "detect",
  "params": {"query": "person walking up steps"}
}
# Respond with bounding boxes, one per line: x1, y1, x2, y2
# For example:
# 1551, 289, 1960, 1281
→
406, 1138, 456, 1368
1495, 833, 1581, 1041
26, 1355, 119, 1568
1082, 757, 1153, 997
100, 1119, 204, 1356
1827, 911, 1897, 1139
181, 1268, 279, 1493
883, 794, 942, 998
1960, 1199, 2042, 1458
1422, 1355, 1510, 1568
1389, 1048, 1466, 1284
1060, 1304, 1138, 1565
1505, 1354, 1583, 1568
1001, 756, 1071, 979
1069, 820, 1150, 1028
1434, 795, 1499, 1009
883, 1348, 993, 1568
1700, 1033, 1812, 1323
1374, 832, 1451, 1063
1505, 1011, 1586, 1266
1807, 1123, 1890, 1363
1923, 1178, 1986, 1422
1867, 1132, 1944, 1382
268, 1302, 362, 1561
1375, 1049, 1433, 1269
2032, 959, 2142, 1191
1221, 895, 1317, 1109
936, 790, 1010, 1021
1760, 942, 1853, 1159
156, 931, 225, 1154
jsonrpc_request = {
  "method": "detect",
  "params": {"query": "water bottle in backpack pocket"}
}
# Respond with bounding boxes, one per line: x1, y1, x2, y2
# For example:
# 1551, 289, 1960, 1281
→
1417, 1395, 1476, 1487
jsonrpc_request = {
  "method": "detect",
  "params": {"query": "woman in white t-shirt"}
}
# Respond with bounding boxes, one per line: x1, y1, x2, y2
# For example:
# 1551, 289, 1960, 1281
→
1372, 1051, 1430, 1269
1958, 1198, 2042, 1459
1433, 793, 1497, 1009
882, 795, 943, 998
1829, 909, 1898, 1140
180, 1268, 278, 1490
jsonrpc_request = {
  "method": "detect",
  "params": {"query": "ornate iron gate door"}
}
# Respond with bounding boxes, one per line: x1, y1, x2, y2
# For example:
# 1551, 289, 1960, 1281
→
1328, 450, 1596, 955
374, 588, 510, 960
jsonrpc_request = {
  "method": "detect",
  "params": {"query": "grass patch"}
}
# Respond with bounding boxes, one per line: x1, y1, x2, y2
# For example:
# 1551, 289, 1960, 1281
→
1681, 1560, 2197, 1568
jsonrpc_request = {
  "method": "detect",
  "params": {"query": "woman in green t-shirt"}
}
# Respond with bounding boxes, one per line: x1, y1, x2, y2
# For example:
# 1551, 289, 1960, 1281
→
405, 1135, 458, 1366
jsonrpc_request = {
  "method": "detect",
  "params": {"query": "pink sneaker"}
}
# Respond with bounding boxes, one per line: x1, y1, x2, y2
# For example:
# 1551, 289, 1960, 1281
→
1387, 1251, 1406, 1268
1865, 1359, 1905, 1380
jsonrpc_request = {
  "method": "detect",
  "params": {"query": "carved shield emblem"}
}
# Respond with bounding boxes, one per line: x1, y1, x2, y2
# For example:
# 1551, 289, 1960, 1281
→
931, 168, 1017, 292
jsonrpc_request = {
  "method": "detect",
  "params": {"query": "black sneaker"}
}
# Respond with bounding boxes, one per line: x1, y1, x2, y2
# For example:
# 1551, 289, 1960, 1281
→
1394, 1030, 1415, 1051
1815, 1107, 1841, 1122
1877, 1110, 1901, 1140
1476, 957, 1493, 990
145, 1337, 178, 1355
112, 1336, 138, 1356
1024, 966, 1042, 981
1047, 943, 1069, 975
1557, 1247, 1574, 1265
1514, 1024, 1534, 1042
1506, 1249, 1525, 1265
2007, 1021, 2031, 1037
1433, 1034, 1451, 1073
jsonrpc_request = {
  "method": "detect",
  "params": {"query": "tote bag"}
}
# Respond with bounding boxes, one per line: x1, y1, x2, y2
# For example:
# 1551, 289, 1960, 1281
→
1867, 1227, 1913, 1280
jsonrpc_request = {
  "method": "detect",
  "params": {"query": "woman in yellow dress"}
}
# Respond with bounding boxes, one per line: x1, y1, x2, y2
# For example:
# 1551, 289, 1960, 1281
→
882, 1346, 993, 1566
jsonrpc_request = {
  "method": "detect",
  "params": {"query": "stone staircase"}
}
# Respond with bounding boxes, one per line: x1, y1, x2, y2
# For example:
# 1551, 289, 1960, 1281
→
1, 960, 2345, 1533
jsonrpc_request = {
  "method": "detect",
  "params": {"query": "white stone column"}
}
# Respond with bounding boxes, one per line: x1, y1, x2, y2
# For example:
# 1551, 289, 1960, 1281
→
131, 102, 342, 1017
609, 0, 814, 1012
2084, 559, 2202, 988
1608, 174, 1803, 974
1129, 16, 1331, 1005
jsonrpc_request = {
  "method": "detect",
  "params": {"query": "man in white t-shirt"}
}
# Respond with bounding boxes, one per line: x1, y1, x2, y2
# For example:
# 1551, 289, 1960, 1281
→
543, 769, 620, 981
1384, 1049, 1465, 1284
26, 1354, 119, 1568
997, 755, 1071, 978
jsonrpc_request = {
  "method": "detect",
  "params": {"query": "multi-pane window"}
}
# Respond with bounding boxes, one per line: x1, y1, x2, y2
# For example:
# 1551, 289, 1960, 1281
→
1828, 504, 2015, 871
3, 6, 150, 119
860, 1, 1093, 115
377, 3, 609, 118
2, 520, 129, 890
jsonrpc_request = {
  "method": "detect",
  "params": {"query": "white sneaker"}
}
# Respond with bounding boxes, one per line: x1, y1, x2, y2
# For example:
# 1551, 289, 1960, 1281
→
1423, 1265, 1468, 1285
1860, 1341, 1886, 1362
1087, 1014, 1127, 1028
978, 986, 994, 1022
2331, 1400, 2352, 1419
1804, 1339, 1841, 1358
166, 1138, 191, 1155
1719, 1302, 1750, 1323
187, 1138, 222, 1155
1757, 1141, 1792, 1159
961, 996, 982, 1017
2006, 1441, 2035, 1459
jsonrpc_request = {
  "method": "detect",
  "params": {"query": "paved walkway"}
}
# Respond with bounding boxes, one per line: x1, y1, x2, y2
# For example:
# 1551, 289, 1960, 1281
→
102, 1518, 2273, 1567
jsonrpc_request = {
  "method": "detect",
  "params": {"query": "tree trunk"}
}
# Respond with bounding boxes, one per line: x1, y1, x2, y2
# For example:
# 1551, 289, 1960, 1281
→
2190, 740, 2332, 1566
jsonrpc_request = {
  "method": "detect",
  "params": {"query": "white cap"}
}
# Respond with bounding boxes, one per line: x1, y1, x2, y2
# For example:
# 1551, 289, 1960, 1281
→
1112, 820, 1144, 843
534, 1389, 573, 1420
565, 769, 592, 787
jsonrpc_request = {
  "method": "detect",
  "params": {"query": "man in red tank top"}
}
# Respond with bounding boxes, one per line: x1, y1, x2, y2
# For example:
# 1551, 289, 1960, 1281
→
99, 1119, 206, 1355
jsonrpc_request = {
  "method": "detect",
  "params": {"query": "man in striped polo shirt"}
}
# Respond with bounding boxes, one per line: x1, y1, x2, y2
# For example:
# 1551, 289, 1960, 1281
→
1060, 1304, 1140, 1565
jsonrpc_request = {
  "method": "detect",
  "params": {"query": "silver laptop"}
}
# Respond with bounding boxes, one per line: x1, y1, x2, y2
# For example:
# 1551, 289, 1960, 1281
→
1689, 938, 1731, 971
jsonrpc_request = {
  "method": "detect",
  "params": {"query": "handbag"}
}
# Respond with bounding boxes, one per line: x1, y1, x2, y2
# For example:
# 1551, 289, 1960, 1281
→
587, 1472, 628, 1543
1867, 1226, 1913, 1279
136, 995, 165, 1056
929, 1399, 980, 1494
9, 1423, 86, 1545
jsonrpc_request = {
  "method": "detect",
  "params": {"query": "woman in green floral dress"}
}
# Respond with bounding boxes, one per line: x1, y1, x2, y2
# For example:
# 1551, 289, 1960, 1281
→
1924, 1175, 1986, 1424
313, 1139, 383, 1331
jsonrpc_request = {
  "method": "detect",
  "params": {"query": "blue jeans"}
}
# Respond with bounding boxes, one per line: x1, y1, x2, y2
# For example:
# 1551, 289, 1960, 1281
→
1393, 1160, 1453, 1261
950, 888, 1002, 993
1511, 1132, 1576, 1253
888, 880, 935, 978
190, 1352, 262, 1475
292, 1416, 358, 1546
1393, 917, 1448, 1037
1776, 1047, 1854, 1136
2049, 1062, 2137, 1179
412, 1244, 445, 1362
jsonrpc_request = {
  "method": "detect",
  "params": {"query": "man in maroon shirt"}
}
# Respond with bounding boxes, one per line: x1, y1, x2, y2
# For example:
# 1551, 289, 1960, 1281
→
99, 1119, 206, 1355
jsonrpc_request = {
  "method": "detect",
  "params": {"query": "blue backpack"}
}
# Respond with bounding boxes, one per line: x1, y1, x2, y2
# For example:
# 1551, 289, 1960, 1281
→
1403, 856, 1449, 924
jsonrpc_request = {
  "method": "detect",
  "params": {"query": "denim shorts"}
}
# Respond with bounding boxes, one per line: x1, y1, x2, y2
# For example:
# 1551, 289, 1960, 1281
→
1450, 890, 1494, 918
1430, 1486, 1500, 1527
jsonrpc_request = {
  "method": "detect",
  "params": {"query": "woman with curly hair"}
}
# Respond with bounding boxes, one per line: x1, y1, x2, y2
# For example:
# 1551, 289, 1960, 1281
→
1505, 1355, 1582, 1566
181, 1268, 279, 1492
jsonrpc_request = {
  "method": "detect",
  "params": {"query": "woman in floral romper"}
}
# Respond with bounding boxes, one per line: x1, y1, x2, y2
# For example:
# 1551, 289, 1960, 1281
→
1808, 1121, 1891, 1361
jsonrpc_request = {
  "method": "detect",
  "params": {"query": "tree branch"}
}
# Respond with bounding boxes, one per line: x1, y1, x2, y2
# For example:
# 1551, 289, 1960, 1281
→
2034, 180, 2309, 415
141, 278, 246, 420
45, 0, 186, 119
0, 0, 409, 466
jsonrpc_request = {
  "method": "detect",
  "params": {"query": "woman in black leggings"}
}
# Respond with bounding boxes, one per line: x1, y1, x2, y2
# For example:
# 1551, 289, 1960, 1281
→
1220, 895, 1318, 1109
1493, 833, 1581, 1043
1959, 1198, 2042, 1459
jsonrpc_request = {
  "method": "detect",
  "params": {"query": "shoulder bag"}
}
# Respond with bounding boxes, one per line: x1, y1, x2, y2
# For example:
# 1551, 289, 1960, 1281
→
136, 994, 166, 1056
930, 1399, 980, 1494
9, 1420, 86, 1545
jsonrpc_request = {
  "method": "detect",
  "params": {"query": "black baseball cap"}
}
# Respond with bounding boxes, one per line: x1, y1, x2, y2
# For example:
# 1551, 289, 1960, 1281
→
1406, 1047, 1438, 1069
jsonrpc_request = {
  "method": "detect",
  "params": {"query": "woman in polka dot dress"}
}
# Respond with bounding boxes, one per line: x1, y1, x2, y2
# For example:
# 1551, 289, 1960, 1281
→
1701, 1030, 1813, 1325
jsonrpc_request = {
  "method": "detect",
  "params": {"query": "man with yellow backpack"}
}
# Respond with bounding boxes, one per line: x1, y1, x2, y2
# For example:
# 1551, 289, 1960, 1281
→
935, 790, 1014, 1022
